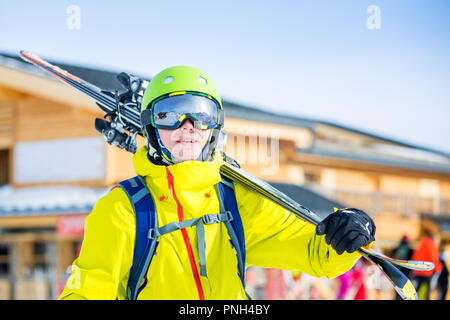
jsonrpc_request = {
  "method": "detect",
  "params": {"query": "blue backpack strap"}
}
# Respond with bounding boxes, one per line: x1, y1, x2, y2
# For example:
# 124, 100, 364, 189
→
117, 175, 157, 300
216, 178, 247, 294
118, 175, 248, 299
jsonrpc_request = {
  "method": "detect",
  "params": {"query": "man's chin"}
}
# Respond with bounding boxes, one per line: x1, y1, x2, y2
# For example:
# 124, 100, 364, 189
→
171, 145, 202, 161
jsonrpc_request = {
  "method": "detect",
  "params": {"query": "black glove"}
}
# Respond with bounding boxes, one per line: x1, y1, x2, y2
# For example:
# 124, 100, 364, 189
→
316, 208, 376, 255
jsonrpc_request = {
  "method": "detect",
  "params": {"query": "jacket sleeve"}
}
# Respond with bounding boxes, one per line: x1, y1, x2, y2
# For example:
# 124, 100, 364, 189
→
234, 183, 361, 279
58, 187, 136, 300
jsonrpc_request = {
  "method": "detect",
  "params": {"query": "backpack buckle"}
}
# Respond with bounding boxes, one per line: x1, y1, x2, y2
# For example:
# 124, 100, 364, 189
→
224, 210, 233, 222
202, 214, 221, 225
202, 212, 233, 225
148, 228, 159, 239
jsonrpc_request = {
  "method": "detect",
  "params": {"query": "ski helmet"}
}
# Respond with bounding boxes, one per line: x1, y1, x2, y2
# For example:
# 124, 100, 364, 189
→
140, 66, 224, 165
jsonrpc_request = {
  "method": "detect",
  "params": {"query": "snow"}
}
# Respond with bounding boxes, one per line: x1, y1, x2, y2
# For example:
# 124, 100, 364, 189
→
0, 184, 109, 216
371, 143, 450, 164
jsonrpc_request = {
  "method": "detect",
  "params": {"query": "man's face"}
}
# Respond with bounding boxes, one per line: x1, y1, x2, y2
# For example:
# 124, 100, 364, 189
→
157, 120, 211, 161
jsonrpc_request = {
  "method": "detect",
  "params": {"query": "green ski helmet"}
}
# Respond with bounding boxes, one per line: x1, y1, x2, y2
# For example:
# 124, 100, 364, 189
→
140, 66, 225, 165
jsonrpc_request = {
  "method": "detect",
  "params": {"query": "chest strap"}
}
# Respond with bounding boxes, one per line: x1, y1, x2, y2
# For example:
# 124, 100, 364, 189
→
149, 211, 233, 277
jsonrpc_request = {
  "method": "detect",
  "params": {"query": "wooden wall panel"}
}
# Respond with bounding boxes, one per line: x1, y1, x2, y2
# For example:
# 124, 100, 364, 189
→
105, 137, 144, 186
335, 169, 378, 192
224, 118, 313, 149
380, 175, 420, 196
15, 96, 101, 142
0, 102, 14, 148
373, 215, 420, 242
440, 181, 450, 198
320, 168, 378, 192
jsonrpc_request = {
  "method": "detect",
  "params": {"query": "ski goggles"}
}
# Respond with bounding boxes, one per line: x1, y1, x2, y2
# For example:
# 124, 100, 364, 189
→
141, 91, 221, 130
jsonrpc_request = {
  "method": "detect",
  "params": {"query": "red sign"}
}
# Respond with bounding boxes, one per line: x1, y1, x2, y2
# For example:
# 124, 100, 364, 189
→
56, 214, 87, 236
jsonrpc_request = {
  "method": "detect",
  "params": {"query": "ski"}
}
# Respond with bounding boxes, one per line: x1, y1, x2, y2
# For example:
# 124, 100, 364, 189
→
19, 50, 143, 152
220, 162, 430, 300
220, 162, 434, 270
18, 50, 435, 300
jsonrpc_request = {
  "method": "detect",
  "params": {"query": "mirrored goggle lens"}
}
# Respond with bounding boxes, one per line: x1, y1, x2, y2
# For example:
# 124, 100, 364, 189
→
147, 94, 219, 129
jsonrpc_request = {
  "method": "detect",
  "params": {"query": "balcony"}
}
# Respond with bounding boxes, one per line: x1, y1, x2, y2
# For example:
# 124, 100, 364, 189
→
306, 184, 450, 218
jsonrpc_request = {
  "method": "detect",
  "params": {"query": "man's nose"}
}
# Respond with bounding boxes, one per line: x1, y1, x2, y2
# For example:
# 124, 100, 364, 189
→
179, 119, 194, 130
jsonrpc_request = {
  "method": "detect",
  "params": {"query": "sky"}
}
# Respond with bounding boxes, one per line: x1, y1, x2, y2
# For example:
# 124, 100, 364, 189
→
1, 1, 449, 153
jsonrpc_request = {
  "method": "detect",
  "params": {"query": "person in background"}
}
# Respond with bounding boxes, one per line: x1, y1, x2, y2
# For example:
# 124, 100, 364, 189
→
351, 259, 368, 300
335, 259, 368, 300
336, 270, 352, 299
391, 235, 414, 300
411, 233, 442, 300
436, 247, 448, 300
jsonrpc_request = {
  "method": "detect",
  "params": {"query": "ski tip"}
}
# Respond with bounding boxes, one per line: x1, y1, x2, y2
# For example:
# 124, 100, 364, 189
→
18, 50, 31, 61
399, 280, 418, 300
18, 50, 38, 61
422, 261, 435, 271
405, 260, 435, 271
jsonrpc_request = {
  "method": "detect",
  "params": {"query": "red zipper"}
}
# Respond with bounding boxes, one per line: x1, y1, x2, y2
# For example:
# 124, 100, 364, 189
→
165, 167, 205, 300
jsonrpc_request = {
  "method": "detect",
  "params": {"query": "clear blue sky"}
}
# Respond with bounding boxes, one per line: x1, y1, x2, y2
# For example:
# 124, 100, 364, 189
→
1, 1, 449, 153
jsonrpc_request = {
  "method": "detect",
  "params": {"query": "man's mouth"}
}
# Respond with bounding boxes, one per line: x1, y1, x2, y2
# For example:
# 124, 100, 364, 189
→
176, 136, 199, 143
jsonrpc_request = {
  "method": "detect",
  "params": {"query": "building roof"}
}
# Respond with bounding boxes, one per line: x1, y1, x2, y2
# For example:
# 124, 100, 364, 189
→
300, 146, 450, 175
0, 51, 125, 92
422, 213, 450, 234
269, 182, 345, 218
0, 184, 108, 217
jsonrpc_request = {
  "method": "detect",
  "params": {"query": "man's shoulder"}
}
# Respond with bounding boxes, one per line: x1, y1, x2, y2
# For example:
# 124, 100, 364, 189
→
94, 183, 134, 211
87, 185, 136, 228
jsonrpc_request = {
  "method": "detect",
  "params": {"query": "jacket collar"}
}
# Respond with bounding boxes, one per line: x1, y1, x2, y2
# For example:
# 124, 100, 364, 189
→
132, 146, 223, 192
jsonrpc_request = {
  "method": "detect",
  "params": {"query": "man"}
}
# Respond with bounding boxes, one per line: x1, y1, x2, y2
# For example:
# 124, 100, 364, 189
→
59, 66, 375, 300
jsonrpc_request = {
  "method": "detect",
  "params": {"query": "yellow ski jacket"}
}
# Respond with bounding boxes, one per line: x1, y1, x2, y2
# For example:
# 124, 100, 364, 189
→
59, 146, 360, 300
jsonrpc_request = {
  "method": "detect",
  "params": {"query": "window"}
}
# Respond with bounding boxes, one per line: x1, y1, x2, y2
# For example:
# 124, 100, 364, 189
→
33, 241, 49, 271
0, 149, 9, 185
0, 243, 10, 275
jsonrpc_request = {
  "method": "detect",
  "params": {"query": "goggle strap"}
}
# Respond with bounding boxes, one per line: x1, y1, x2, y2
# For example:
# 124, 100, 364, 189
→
141, 109, 153, 127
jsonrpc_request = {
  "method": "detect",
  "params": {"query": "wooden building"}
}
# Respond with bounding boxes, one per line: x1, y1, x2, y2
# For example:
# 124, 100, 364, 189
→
0, 51, 449, 299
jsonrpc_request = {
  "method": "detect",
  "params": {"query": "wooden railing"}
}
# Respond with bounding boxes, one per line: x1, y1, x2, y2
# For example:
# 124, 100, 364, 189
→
306, 184, 450, 217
